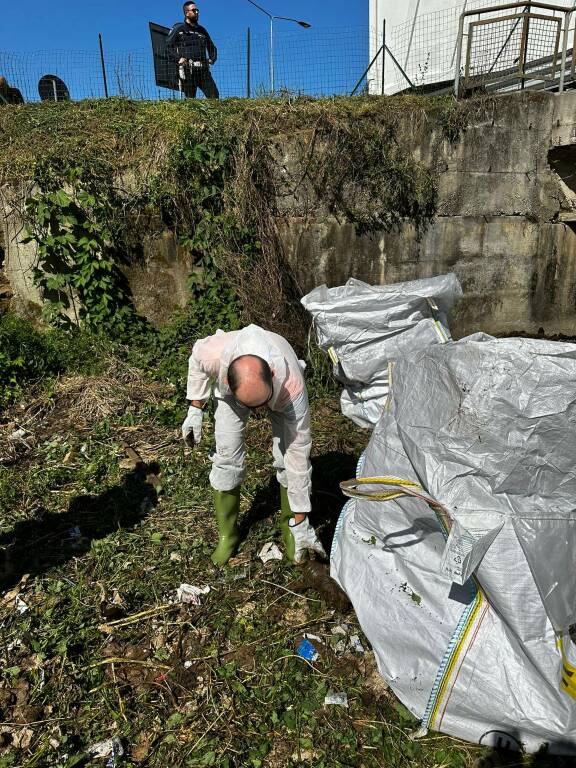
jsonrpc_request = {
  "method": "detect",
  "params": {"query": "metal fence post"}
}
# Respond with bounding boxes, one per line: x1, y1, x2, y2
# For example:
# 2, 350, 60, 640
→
351, 42, 384, 95
246, 27, 251, 98
519, 5, 531, 89
454, 12, 466, 96
381, 19, 386, 95
98, 33, 109, 98
559, 8, 572, 91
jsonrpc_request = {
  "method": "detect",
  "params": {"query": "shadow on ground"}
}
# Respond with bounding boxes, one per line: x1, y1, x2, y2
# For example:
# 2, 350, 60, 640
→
239, 450, 358, 553
474, 744, 576, 768
0, 462, 159, 591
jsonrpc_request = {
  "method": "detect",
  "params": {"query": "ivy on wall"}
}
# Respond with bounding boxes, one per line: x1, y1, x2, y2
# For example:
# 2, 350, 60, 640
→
9, 95, 471, 343
23, 164, 137, 332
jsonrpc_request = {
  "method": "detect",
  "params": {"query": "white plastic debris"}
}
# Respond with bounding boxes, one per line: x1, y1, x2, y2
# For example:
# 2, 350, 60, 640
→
349, 634, 365, 654
324, 693, 348, 708
176, 584, 211, 606
304, 633, 323, 643
9, 428, 27, 440
330, 625, 365, 655
88, 737, 124, 759
258, 543, 283, 563
331, 624, 350, 636
14, 596, 29, 614
334, 639, 347, 655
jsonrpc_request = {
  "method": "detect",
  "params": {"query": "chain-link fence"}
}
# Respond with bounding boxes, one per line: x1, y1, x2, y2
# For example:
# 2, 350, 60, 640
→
4, 6, 572, 105
366, 0, 575, 96
372, 0, 505, 93
0, 25, 374, 102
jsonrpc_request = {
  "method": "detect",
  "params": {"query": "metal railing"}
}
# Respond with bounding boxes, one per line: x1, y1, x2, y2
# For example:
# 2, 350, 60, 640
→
454, 1, 576, 95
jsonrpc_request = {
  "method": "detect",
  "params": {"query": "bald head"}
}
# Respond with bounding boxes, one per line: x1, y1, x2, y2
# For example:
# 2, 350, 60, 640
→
228, 355, 273, 408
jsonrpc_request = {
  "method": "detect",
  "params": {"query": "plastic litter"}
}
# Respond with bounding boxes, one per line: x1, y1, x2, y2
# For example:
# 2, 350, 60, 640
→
88, 737, 124, 761
331, 333, 576, 753
303, 632, 322, 643
176, 584, 210, 606
330, 625, 365, 655
14, 596, 29, 614
296, 638, 319, 662
349, 634, 365, 654
258, 543, 283, 563
324, 692, 348, 708
301, 274, 461, 428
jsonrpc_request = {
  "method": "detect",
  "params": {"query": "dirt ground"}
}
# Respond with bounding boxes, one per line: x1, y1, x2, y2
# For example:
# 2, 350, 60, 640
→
0, 357, 554, 768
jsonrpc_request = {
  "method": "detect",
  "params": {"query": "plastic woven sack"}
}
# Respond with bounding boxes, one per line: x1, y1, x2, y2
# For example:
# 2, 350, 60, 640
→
301, 275, 462, 428
331, 334, 576, 753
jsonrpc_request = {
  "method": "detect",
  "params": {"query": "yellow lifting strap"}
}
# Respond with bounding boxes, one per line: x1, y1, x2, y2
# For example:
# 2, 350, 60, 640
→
558, 636, 576, 700
340, 476, 422, 502
339, 476, 449, 518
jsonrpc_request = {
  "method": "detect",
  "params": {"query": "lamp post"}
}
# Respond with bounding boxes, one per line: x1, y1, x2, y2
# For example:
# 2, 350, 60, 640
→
245, 0, 311, 94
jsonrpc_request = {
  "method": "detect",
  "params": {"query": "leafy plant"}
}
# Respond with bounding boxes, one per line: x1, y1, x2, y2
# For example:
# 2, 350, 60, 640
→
23, 164, 142, 334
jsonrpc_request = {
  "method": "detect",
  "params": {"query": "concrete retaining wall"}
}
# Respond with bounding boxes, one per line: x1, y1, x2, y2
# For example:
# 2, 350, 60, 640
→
3, 92, 576, 336
278, 93, 576, 338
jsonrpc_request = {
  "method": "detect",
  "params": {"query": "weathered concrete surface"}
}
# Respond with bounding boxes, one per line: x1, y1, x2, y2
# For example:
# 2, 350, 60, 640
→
278, 93, 576, 337
4, 92, 576, 335
121, 230, 192, 327
0, 187, 43, 319
0, 190, 192, 327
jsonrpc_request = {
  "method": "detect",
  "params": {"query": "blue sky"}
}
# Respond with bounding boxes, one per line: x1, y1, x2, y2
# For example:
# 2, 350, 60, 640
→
0, 1, 367, 53
0, 2, 369, 100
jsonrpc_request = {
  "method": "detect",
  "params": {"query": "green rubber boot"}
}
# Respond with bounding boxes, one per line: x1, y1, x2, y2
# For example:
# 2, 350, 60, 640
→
211, 487, 241, 566
279, 485, 296, 562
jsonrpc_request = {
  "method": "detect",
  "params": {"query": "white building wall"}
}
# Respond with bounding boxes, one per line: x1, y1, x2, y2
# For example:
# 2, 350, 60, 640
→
368, 0, 509, 94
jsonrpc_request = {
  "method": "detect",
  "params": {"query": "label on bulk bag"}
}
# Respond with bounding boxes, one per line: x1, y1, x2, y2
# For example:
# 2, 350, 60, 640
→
440, 519, 503, 585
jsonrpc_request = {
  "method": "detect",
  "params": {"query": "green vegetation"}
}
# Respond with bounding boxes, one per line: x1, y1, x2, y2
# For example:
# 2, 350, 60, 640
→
0, 314, 108, 407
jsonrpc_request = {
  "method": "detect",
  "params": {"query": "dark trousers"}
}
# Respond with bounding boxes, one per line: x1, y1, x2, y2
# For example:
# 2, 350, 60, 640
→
180, 67, 219, 99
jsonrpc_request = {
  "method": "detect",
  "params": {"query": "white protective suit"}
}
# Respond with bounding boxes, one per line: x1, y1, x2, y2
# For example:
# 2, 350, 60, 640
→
186, 325, 312, 514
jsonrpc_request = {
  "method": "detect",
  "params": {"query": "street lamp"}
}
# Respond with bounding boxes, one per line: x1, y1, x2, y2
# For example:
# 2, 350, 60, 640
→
245, 0, 311, 94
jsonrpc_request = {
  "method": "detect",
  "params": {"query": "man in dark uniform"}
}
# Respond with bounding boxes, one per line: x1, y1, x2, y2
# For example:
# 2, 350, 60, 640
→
0, 77, 24, 105
166, 2, 219, 99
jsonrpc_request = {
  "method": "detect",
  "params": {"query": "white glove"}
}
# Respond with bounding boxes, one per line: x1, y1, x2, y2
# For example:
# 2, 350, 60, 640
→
289, 516, 327, 564
182, 405, 203, 445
